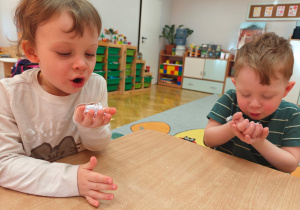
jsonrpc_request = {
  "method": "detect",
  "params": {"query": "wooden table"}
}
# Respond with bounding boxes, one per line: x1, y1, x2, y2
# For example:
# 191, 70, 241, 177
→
1, 130, 300, 209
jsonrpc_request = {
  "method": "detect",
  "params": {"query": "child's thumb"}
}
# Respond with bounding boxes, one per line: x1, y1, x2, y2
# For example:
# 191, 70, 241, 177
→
83, 156, 98, 171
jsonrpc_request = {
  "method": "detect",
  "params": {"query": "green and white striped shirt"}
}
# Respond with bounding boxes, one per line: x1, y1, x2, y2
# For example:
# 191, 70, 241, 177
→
207, 89, 300, 169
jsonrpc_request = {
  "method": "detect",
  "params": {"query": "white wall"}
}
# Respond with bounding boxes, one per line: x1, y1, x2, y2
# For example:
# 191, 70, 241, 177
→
89, 0, 140, 46
0, 0, 141, 47
0, 0, 19, 47
170, 0, 297, 53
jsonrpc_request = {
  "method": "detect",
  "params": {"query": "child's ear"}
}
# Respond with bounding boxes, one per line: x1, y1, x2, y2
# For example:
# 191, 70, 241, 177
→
283, 81, 295, 97
231, 78, 236, 86
21, 41, 39, 63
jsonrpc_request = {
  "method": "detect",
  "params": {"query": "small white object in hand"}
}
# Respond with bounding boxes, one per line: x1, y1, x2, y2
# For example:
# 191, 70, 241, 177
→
226, 116, 233, 122
84, 102, 104, 116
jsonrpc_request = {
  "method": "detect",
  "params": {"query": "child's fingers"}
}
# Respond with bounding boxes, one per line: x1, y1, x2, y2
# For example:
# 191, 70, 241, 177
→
104, 107, 116, 116
237, 119, 249, 131
261, 127, 269, 139
250, 124, 263, 138
242, 121, 255, 135
232, 112, 243, 121
74, 106, 86, 123
80, 110, 96, 126
82, 156, 97, 171
86, 195, 100, 207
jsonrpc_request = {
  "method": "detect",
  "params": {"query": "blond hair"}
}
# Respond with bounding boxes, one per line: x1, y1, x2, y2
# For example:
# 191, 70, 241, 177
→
14, 0, 101, 56
234, 32, 294, 85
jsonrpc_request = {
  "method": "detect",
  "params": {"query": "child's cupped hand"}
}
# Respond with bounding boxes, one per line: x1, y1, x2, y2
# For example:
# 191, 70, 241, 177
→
78, 156, 117, 207
230, 112, 269, 145
74, 105, 116, 128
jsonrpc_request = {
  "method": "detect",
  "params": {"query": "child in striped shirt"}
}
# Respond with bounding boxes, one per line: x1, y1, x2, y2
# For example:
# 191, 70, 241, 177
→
204, 32, 300, 173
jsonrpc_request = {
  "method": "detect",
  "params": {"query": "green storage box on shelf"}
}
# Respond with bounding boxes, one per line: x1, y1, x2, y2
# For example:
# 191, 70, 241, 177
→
96, 55, 105, 62
136, 63, 143, 70
135, 76, 142, 83
108, 47, 120, 55
126, 70, 132, 76
126, 63, 132, 70
107, 70, 121, 77
126, 56, 134, 63
94, 71, 105, 77
97, 46, 106, 54
125, 83, 133, 91
127, 49, 135, 56
94, 62, 105, 70
144, 76, 153, 83
107, 77, 121, 85
144, 82, 150, 88
107, 63, 120, 70
135, 83, 142, 89
125, 76, 133, 84
108, 55, 120, 62
107, 84, 118, 92
136, 70, 141, 76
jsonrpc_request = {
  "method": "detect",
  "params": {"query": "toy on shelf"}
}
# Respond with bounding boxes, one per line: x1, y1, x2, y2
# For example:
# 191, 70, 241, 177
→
188, 44, 200, 57
104, 28, 118, 42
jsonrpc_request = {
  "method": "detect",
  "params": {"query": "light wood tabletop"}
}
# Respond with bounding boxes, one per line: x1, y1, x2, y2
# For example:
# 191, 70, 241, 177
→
1, 129, 300, 209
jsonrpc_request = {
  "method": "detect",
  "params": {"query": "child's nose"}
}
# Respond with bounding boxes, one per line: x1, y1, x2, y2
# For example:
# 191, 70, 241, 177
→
249, 98, 261, 107
73, 56, 87, 70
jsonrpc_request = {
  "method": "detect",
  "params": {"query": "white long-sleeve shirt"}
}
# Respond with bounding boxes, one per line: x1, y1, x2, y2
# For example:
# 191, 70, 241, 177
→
0, 69, 111, 197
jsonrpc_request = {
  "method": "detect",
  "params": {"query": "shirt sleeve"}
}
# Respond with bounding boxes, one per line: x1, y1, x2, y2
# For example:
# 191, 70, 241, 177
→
282, 107, 300, 147
207, 89, 236, 124
0, 82, 79, 197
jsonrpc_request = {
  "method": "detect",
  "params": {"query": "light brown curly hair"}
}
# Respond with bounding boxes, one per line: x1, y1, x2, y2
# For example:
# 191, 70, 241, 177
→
14, 0, 101, 56
234, 32, 294, 85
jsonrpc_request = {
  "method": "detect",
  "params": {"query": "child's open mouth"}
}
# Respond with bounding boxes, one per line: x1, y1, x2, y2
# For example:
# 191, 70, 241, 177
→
73, 78, 83, 83
71, 77, 85, 88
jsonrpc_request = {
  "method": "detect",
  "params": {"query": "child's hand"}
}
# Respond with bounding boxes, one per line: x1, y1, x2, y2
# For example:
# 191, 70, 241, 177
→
74, 106, 116, 128
78, 156, 117, 207
231, 112, 269, 144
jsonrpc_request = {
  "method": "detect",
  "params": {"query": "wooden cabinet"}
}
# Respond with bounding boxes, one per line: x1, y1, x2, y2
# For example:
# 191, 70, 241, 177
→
96, 42, 150, 95
0, 58, 18, 79
158, 50, 186, 88
222, 59, 235, 94
182, 57, 228, 94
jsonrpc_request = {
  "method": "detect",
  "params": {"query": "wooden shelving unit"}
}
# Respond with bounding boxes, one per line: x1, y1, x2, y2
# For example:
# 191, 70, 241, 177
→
222, 55, 235, 94
96, 41, 150, 95
158, 50, 187, 88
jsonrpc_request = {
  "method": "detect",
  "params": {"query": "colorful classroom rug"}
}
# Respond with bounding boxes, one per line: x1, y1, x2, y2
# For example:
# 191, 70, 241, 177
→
111, 94, 220, 146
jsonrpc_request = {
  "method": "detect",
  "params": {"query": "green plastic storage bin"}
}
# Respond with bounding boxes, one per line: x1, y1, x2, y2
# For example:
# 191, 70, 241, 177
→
107, 63, 120, 70
144, 82, 150, 88
108, 56, 120, 62
126, 56, 134, 63
107, 84, 118, 92
135, 83, 142, 89
126, 70, 132, 76
144, 76, 153, 83
136, 70, 141, 76
97, 46, 106, 54
94, 71, 105, 77
127, 49, 135, 56
126, 63, 132, 70
94, 62, 105, 70
108, 47, 120, 55
135, 76, 142, 83
136, 63, 143, 70
125, 83, 133, 91
125, 76, 133, 83
107, 70, 121, 77
96, 55, 105, 62
107, 78, 121, 85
